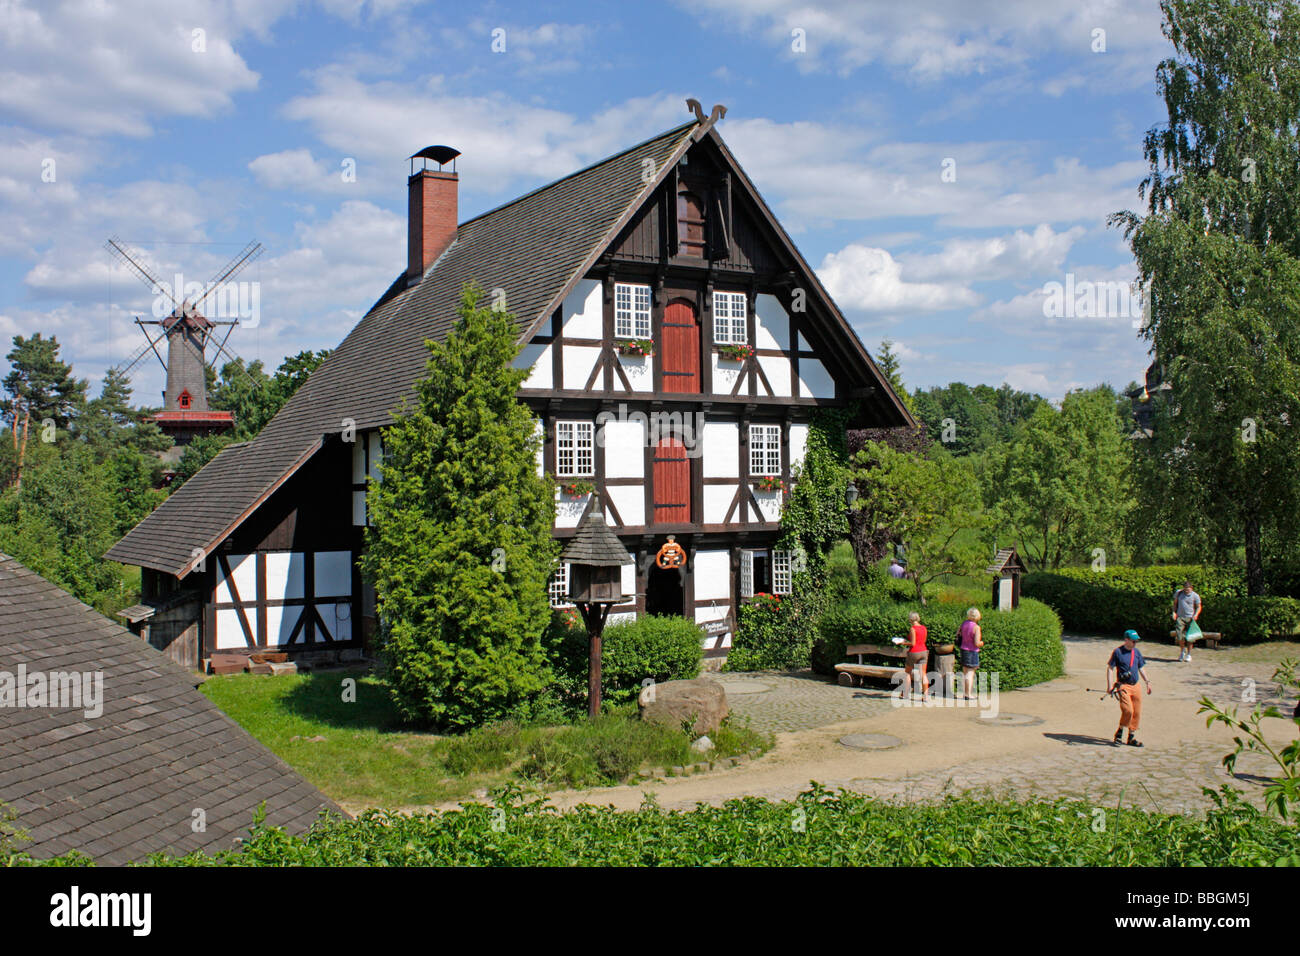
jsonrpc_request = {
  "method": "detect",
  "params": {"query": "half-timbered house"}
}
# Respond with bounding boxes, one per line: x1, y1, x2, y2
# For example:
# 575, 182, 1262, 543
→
106, 106, 913, 667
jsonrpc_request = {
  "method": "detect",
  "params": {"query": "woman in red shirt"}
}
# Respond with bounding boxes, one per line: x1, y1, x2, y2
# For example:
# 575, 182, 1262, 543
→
904, 611, 929, 700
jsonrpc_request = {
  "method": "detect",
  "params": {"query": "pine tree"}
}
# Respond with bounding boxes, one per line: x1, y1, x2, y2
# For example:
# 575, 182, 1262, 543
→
1, 333, 87, 490
361, 286, 558, 728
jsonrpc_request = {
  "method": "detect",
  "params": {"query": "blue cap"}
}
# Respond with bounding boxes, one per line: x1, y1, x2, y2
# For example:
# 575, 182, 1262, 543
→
1124, 629, 1141, 642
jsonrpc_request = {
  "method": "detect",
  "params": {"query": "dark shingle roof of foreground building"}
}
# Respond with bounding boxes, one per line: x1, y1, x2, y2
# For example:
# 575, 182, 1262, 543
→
0, 553, 342, 864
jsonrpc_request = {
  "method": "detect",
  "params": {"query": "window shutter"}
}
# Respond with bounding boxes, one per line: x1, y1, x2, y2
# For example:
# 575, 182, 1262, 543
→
740, 550, 754, 598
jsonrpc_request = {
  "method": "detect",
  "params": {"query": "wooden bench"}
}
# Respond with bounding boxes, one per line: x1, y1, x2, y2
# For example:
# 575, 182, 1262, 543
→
835, 642, 907, 687
1169, 630, 1223, 650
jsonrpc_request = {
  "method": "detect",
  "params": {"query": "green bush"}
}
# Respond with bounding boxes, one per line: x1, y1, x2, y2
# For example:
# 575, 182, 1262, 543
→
1022, 566, 1300, 643
23, 786, 1292, 867
543, 611, 703, 706
815, 597, 1065, 690
727, 596, 807, 671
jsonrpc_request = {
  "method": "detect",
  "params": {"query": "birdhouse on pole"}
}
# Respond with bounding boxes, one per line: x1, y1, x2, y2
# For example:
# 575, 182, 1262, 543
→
986, 548, 1027, 610
559, 499, 633, 717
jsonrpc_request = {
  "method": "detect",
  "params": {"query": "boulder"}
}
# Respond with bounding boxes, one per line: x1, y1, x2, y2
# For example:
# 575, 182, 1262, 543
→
638, 679, 729, 735
690, 735, 715, 754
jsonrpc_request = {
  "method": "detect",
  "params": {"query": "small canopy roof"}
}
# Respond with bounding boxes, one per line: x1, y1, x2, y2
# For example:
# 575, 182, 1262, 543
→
560, 505, 633, 567
986, 547, 1027, 575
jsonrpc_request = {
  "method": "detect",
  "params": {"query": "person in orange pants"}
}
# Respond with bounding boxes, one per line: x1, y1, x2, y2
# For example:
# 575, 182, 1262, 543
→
1107, 629, 1152, 747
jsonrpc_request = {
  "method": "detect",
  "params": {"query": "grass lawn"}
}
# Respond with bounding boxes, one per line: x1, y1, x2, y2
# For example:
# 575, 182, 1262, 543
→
200, 667, 770, 808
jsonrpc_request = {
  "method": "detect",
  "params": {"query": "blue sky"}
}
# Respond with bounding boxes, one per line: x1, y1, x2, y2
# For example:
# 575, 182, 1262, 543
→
0, 0, 1173, 405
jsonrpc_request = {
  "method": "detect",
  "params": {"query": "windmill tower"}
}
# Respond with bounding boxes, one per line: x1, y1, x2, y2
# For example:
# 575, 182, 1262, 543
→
106, 238, 262, 467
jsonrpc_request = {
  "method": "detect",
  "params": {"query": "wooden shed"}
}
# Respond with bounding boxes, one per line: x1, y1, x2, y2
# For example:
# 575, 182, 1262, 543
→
987, 548, 1027, 610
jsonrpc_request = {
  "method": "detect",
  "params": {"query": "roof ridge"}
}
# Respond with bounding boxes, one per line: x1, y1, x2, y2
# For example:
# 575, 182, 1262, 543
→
456, 120, 697, 230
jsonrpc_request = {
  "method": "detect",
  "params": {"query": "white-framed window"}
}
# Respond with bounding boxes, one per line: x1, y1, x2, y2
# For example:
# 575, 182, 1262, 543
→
739, 549, 754, 598
750, 424, 782, 476
549, 563, 571, 608
773, 550, 792, 595
556, 421, 595, 477
614, 283, 652, 339
713, 291, 747, 344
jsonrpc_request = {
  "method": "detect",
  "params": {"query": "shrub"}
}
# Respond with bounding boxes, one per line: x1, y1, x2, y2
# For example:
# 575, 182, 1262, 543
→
543, 611, 702, 706
727, 597, 799, 671
1021, 566, 1300, 643
815, 597, 1064, 689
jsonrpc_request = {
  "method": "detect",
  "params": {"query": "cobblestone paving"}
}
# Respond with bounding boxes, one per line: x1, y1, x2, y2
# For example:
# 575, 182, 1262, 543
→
687, 640, 1291, 815
703, 671, 896, 736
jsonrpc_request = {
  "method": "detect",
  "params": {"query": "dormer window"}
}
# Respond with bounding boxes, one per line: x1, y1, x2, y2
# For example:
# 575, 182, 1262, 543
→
178, 389, 193, 410
677, 190, 706, 258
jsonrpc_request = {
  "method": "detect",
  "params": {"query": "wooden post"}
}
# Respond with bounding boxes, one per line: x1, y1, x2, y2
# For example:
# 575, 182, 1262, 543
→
579, 602, 611, 718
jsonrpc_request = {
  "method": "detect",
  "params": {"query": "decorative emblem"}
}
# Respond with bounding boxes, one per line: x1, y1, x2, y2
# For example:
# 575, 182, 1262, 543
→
655, 535, 686, 569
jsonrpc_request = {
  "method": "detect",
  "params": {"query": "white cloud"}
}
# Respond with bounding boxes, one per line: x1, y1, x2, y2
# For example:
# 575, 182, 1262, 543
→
900, 224, 1086, 283
817, 243, 980, 314
278, 74, 688, 196
0, 0, 278, 137
681, 0, 1167, 87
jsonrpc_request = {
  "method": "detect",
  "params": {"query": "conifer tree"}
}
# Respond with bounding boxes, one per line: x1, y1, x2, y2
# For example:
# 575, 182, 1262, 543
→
361, 286, 557, 728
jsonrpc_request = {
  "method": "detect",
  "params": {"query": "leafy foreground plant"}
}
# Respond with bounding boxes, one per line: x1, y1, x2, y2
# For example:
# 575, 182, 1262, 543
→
1199, 657, 1300, 819
10, 785, 1295, 867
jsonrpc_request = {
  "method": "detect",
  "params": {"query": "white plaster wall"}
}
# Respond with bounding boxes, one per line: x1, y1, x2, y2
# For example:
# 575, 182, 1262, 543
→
601, 419, 645, 479
754, 294, 790, 350
352, 490, 367, 527
265, 604, 301, 645
516, 342, 551, 389
321, 598, 353, 642
608, 611, 637, 627
757, 354, 792, 397
703, 421, 738, 478
351, 437, 366, 483
264, 551, 305, 600
215, 609, 246, 649
617, 353, 653, 391
554, 492, 588, 528
799, 357, 835, 399
711, 354, 742, 394
789, 422, 810, 473
797, 331, 810, 351
561, 279, 602, 339
562, 345, 601, 390
693, 550, 731, 600
703, 484, 736, 523
216, 553, 256, 605
367, 432, 383, 481
315, 551, 353, 596
754, 489, 783, 523
620, 562, 636, 596
605, 484, 644, 526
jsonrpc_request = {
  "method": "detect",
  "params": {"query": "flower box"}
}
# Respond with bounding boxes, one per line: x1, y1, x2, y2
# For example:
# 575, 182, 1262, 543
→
716, 344, 754, 361
617, 339, 655, 357
558, 480, 595, 496
751, 475, 785, 493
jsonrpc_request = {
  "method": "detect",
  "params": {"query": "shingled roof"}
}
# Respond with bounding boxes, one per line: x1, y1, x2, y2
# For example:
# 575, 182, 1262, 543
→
107, 121, 699, 577
560, 507, 635, 567
0, 554, 342, 864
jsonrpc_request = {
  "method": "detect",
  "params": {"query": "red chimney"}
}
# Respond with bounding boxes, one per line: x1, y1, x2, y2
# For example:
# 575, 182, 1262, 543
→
407, 146, 460, 282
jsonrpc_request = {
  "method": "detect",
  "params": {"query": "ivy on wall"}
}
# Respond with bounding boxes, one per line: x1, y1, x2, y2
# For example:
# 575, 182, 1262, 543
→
729, 407, 852, 670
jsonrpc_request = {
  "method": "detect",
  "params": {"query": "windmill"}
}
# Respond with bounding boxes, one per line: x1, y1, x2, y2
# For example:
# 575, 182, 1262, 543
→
106, 237, 262, 462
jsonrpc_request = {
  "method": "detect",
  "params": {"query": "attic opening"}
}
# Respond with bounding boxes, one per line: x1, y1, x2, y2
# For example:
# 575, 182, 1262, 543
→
677, 189, 706, 258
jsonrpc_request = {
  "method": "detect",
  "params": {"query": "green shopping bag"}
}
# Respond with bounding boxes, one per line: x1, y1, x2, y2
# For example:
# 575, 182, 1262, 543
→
1185, 620, 1203, 642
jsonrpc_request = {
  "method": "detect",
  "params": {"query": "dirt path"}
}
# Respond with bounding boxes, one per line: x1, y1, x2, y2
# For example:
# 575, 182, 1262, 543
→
349, 637, 1295, 818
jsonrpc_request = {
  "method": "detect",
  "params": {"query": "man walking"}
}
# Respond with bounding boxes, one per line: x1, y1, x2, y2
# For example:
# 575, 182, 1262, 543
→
1172, 580, 1202, 662
1107, 629, 1152, 747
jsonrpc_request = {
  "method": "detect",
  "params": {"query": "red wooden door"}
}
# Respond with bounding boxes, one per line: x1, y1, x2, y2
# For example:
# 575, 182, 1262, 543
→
661, 301, 700, 393
652, 437, 691, 523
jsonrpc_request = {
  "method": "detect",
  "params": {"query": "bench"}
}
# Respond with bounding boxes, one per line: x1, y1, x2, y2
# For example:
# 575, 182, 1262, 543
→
1169, 629, 1223, 650
835, 642, 907, 687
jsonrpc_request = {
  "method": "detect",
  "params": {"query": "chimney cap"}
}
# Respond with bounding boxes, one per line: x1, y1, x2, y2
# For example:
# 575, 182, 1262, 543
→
411, 145, 460, 171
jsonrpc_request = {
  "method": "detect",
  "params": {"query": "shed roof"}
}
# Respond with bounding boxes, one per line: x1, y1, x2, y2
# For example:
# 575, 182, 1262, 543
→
0, 553, 341, 864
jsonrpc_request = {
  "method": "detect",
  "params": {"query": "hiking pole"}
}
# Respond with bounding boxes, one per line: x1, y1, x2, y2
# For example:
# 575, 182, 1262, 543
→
1087, 687, 1118, 701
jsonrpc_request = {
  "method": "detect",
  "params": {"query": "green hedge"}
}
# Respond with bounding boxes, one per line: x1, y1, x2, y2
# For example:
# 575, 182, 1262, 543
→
1021, 566, 1300, 643
815, 597, 1065, 690
544, 611, 703, 705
